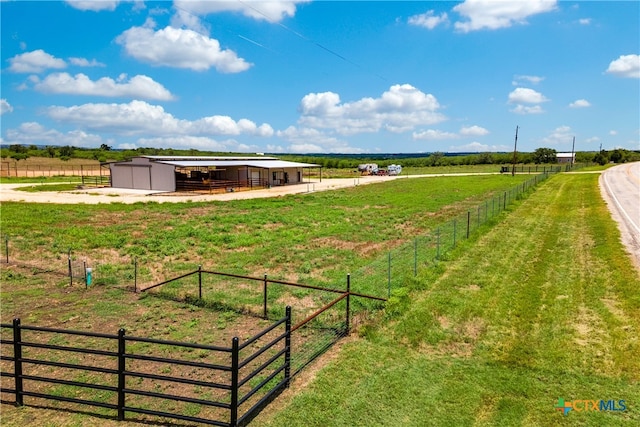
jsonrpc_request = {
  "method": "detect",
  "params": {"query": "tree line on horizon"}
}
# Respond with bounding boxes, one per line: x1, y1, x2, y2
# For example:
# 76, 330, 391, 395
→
1, 144, 638, 168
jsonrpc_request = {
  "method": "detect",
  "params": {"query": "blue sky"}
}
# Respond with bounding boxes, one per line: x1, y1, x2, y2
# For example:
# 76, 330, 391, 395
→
1, 1, 638, 154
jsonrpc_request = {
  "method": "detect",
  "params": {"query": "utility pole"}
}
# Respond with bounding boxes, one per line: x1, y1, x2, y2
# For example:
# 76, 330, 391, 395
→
511, 125, 519, 177
570, 136, 576, 169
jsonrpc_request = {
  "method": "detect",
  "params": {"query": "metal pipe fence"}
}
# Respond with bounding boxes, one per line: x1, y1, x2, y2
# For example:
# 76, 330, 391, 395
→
0, 308, 291, 427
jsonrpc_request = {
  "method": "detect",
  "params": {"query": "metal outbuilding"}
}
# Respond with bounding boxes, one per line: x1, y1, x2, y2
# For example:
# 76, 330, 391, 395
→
109, 156, 321, 192
556, 153, 576, 164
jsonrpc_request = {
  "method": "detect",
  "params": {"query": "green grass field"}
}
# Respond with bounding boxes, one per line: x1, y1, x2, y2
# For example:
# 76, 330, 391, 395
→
258, 173, 640, 426
2, 171, 636, 426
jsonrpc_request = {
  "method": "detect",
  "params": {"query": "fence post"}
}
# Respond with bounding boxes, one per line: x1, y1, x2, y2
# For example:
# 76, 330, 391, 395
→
453, 219, 457, 248
198, 265, 202, 300
68, 249, 73, 286
503, 192, 507, 210
345, 274, 351, 335
466, 211, 471, 239
4, 235, 8, 263
230, 337, 239, 426
263, 274, 268, 319
436, 228, 441, 260
285, 306, 291, 387
387, 252, 391, 298
84, 260, 87, 289
134, 258, 137, 293
13, 318, 23, 406
414, 238, 418, 276
117, 328, 126, 421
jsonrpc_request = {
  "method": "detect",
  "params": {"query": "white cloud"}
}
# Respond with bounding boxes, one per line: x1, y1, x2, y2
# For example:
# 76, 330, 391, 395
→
65, 0, 119, 11
579, 18, 591, 25
569, 99, 591, 108
541, 125, 573, 145
605, 54, 640, 79
585, 136, 600, 143
45, 100, 274, 138
460, 125, 489, 136
276, 126, 364, 153
512, 74, 544, 85
609, 130, 618, 136
68, 57, 105, 67
510, 105, 545, 114
136, 136, 258, 152
412, 129, 458, 141
298, 84, 446, 135
453, 0, 557, 32
34, 73, 175, 101
5, 122, 110, 147
508, 87, 549, 104
408, 10, 449, 30
173, 0, 307, 23
448, 142, 508, 152
8, 49, 67, 73
1, 99, 13, 115
116, 25, 252, 73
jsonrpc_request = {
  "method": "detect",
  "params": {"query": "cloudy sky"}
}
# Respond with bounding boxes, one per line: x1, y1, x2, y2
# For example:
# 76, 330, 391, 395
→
1, 0, 638, 154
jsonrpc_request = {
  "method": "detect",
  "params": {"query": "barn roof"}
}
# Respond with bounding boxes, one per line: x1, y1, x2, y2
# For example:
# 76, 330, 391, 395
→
148, 157, 319, 169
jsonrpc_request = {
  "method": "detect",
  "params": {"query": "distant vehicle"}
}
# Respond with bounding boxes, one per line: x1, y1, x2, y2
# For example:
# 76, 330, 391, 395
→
358, 163, 379, 175
387, 164, 402, 176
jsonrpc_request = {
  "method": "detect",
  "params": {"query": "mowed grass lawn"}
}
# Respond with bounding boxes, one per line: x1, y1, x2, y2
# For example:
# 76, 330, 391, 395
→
260, 173, 640, 426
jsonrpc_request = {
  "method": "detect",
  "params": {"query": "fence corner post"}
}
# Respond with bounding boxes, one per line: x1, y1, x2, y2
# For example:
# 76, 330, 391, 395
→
285, 306, 291, 387
13, 318, 23, 407
231, 337, 240, 426
117, 328, 126, 421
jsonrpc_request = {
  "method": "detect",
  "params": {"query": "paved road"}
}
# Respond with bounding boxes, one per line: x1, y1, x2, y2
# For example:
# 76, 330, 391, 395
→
600, 162, 640, 268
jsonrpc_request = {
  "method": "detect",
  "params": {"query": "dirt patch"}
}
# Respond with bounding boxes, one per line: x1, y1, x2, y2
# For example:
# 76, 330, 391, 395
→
308, 236, 397, 257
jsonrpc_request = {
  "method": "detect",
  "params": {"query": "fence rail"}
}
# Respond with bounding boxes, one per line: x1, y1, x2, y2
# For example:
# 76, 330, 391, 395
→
0, 162, 109, 178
